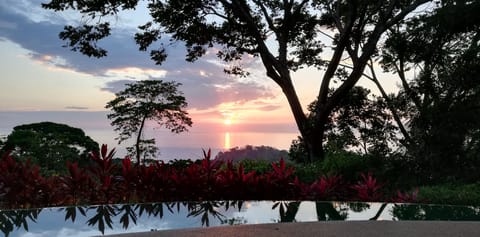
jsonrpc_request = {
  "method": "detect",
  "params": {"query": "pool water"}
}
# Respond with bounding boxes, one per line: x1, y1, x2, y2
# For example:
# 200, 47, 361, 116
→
1, 201, 480, 236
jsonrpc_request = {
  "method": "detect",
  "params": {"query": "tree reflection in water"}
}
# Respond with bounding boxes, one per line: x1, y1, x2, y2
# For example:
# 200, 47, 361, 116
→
1, 201, 480, 236
272, 201, 301, 222
392, 204, 480, 221
315, 202, 348, 220
0, 208, 41, 236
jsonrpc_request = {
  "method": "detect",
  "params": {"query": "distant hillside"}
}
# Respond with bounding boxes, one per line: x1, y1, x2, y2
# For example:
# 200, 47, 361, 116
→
214, 145, 288, 163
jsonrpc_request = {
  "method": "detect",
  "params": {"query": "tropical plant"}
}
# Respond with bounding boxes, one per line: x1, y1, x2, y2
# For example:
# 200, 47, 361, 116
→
1, 144, 422, 209
352, 173, 384, 202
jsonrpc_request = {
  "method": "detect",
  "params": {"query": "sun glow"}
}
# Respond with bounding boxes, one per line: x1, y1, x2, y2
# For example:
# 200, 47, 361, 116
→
224, 118, 232, 125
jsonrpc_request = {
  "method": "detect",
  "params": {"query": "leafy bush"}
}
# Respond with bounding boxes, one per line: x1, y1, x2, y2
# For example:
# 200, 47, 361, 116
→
292, 161, 324, 183
321, 152, 382, 181
167, 159, 195, 169
236, 159, 273, 175
417, 183, 480, 206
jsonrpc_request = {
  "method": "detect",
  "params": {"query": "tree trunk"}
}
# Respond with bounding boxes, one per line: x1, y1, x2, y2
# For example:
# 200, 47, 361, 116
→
279, 75, 326, 162
316, 202, 344, 221
135, 115, 147, 165
303, 124, 325, 163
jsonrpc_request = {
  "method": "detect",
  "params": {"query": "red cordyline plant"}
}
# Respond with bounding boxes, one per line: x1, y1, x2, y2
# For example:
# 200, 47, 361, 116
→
1, 144, 417, 209
192, 149, 223, 200
61, 161, 93, 205
308, 175, 344, 200
87, 145, 119, 204
215, 161, 258, 200
119, 158, 137, 202
137, 162, 178, 202
351, 173, 384, 202
262, 159, 299, 199
391, 188, 420, 203
0, 152, 52, 208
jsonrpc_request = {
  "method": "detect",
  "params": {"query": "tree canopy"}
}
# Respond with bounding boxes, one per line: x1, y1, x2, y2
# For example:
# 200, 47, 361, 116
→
1, 122, 99, 175
106, 80, 192, 164
215, 145, 288, 163
377, 0, 480, 182
43, 0, 437, 162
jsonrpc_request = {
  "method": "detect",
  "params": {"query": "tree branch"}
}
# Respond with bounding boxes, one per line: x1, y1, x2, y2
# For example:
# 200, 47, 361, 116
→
394, 58, 422, 109
327, 0, 429, 116
318, 1, 357, 107
253, 0, 277, 32
368, 60, 413, 145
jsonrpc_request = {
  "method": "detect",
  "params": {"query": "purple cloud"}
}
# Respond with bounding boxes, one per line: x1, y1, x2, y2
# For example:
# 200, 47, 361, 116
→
0, 2, 279, 111
65, 106, 89, 110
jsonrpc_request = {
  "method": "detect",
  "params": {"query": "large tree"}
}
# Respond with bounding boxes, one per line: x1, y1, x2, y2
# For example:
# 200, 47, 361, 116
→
43, 0, 433, 162
289, 86, 398, 162
377, 0, 480, 182
1, 122, 99, 175
106, 80, 192, 164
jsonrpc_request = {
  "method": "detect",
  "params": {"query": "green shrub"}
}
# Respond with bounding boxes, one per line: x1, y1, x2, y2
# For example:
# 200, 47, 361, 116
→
167, 159, 195, 169
237, 159, 273, 174
292, 161, 324, 183
417, 183, 480, 206
321, 151, 382, 182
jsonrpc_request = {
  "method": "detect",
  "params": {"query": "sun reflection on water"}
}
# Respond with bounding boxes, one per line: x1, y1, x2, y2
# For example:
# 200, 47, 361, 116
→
224, 132, 231, 149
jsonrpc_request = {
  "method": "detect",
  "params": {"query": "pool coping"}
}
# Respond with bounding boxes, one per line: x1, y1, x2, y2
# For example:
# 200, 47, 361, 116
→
106, 221, 480, 237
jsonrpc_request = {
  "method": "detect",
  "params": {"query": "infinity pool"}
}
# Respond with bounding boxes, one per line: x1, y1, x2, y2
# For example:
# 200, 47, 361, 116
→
2, 201, 480, 236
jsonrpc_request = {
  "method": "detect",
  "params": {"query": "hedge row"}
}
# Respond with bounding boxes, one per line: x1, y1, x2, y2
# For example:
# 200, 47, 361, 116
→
0, 145, 417, 209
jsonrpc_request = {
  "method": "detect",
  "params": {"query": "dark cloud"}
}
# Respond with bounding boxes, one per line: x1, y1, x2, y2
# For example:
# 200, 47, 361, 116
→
100, 80, 133, 94
0, 6, 156, 75
100, 69, 277, 110
0, 2, 279, 111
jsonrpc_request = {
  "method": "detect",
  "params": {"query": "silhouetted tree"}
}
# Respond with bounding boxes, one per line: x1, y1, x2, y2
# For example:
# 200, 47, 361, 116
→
215, 145, 288, 162
106, 80, 192, 164
43, 0, 433, 162
289, 86, 397, 162
379, 0, 480, 182
1, 122, 99, 175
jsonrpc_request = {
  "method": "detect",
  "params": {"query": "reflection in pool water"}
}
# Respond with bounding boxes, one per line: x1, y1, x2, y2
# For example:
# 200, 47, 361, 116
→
1, 201, 480, 236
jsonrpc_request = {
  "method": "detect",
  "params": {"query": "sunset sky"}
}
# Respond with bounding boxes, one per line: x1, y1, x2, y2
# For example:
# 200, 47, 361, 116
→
0, 0, 400, 152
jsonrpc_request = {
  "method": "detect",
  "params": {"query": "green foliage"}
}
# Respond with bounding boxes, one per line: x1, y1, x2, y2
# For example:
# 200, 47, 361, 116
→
236, 160, 273, 175
417, 183, 480, 206
167, 159, 195, 169
0, 135, 5, 150
381, 0, 480, 183
290, 86, 397, 163
1, 122, 99, 175
216, 145, 288, 163
291, 161, 324, 184
323, 87, 397, 157
321, 152, 382, 182
106, 80, 192, 164
288, 136, 308, 163
235, 159, 320, 181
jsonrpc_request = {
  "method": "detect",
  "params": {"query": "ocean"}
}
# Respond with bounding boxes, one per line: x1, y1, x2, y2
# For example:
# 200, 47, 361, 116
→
0, 111, 299, 161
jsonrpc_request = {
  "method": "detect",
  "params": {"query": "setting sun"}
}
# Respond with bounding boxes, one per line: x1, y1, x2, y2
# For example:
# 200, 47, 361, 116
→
224, 118, 232, 125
